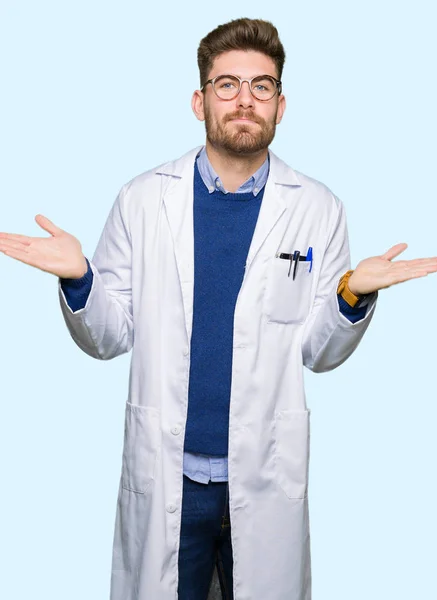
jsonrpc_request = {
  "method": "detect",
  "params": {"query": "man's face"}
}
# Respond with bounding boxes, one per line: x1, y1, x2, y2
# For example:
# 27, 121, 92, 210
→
193, 50, 286, 156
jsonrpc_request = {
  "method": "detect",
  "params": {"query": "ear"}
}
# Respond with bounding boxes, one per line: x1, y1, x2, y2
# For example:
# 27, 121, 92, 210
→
192, 90, 205, 122
275, 94, 286, 125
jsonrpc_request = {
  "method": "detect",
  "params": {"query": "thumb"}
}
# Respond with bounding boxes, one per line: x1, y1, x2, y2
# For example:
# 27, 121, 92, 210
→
35, 214, 62, 236
381, 242, 408, 261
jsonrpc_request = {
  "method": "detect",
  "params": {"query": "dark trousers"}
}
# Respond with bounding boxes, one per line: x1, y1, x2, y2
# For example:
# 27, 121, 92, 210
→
178, 475, 234, 600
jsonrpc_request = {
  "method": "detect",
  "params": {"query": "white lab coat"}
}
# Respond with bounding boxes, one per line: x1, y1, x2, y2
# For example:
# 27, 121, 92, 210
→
59, 146, 377, 600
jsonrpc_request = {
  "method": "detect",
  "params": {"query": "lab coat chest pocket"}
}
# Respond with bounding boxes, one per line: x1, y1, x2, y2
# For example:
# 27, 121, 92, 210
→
122, 403, 161, 494
265, 256, 313, 324
273, 410, 310, 499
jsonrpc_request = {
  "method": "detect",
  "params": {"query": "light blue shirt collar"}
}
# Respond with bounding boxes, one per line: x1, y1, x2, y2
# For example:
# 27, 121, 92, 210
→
196, 146, 269, 197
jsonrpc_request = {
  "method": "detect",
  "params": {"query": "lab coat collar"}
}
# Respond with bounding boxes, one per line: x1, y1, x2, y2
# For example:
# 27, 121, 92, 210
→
156, 145, 302, 188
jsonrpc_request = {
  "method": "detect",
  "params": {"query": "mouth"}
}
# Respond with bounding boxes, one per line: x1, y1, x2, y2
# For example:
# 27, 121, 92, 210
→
230, 118, 258, 124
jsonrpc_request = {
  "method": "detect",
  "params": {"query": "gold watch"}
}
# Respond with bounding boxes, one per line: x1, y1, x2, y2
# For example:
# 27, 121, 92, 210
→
337, 270, 365, 308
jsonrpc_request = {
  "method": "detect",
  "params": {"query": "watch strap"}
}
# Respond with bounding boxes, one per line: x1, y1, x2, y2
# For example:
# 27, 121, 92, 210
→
337, 270, 362, 308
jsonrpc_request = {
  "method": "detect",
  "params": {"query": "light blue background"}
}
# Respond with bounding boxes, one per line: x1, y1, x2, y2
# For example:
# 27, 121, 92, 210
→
1, 1, 436, 598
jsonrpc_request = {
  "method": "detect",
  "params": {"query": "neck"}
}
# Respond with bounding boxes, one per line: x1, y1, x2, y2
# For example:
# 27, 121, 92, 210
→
205, 141, 268, 193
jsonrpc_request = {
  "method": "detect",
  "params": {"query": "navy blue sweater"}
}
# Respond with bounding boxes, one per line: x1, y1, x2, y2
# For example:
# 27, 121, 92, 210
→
183, 163, 265, 455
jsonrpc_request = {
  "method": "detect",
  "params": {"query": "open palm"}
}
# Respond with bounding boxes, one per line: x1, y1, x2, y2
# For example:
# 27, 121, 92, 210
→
0, 214, 88, 279
349, 243, 437, 295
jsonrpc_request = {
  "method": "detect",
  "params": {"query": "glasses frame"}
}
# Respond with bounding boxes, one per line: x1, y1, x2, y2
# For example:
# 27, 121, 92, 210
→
202, 73, 282, 102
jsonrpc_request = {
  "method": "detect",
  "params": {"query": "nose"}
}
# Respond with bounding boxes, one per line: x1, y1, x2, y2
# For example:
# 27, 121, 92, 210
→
237, 80, 254, 109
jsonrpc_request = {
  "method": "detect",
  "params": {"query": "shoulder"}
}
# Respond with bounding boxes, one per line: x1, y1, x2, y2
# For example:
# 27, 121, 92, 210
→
112, 147, 201, 226
122, 146, 202, 198
268, 151, 342, 212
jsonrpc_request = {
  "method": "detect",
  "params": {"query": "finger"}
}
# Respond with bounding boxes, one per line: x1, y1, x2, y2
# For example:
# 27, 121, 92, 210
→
0, 247, 42, 269
381, 243, 408, 261
419, 264, 437, 274
399, 257, 437, 268
389, 258, 437, 272
35, 214, 62, 236
391, 260, 437, 274
0, 232, 32, 244
387, 269, 435, 286
0, 239, 31, 252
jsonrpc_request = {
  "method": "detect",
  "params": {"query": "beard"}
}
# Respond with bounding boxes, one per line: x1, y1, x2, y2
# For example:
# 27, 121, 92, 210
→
204, 106, 277, 155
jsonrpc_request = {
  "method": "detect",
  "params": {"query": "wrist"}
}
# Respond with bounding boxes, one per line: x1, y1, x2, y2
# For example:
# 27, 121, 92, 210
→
347, 272, 360, 296
61, 257, 90, 282
76, 257, 89, 279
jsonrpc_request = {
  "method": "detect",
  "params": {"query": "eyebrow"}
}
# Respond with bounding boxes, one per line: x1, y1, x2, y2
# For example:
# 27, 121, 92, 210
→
212, 73, 277, 78
205, 74, 279, 86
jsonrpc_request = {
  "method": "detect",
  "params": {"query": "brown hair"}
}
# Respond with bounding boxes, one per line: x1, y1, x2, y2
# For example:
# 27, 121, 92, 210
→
197, 18, 286, 86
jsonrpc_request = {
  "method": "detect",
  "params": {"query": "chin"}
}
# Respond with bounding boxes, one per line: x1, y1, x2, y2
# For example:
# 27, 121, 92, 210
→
226, 140, 267, 155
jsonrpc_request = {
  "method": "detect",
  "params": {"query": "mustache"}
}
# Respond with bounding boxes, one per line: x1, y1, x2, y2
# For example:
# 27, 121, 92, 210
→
223, 110, 264, 125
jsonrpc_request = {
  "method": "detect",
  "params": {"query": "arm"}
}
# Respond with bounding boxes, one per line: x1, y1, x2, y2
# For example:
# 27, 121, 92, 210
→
302, 197, 377, 373
302, 197, 437, 372
58, 186, 133, 360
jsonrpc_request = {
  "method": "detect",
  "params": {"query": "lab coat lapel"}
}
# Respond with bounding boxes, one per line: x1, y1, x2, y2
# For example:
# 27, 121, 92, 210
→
246, 150, 302, 268
158, 147, 201, 342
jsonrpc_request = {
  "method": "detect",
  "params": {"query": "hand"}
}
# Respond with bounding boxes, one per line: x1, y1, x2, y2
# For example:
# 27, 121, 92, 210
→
348, 243, 437, 295
0, 214, 88, 279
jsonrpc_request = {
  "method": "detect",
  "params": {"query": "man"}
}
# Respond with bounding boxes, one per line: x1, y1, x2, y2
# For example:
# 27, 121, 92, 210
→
0, 18, 436, 600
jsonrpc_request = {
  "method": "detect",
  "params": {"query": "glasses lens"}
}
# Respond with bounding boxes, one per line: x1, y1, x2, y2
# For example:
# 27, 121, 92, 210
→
213, 75, 241, 99
250, 76, 277, 100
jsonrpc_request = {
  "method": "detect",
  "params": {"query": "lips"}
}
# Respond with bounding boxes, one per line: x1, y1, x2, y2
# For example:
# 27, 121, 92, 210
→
225, 112, 261, 125
229, 118, 260, 125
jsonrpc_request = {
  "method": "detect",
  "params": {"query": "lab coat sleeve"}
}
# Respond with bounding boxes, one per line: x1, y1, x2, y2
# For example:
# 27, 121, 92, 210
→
301, 196, 377, 372
58, 185, 133, 360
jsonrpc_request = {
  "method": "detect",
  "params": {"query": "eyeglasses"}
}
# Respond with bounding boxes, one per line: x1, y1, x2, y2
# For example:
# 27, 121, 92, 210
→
202, 74, 282, 102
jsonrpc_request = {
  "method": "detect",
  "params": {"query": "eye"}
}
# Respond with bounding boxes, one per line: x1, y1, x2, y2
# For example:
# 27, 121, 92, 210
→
217, 78, 238, 89
251, 76, 275, 96
214, 75, 240, 90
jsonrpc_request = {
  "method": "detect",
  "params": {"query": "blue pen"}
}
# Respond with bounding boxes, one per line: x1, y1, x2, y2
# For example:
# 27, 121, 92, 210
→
307, 247, 313, 273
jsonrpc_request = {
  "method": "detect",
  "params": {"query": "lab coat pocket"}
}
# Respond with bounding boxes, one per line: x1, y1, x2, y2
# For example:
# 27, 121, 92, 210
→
273, 409, 310, 499
265, 257, 313, 324
121, 403, 161, 494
